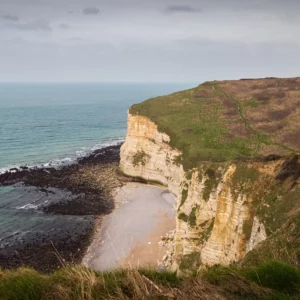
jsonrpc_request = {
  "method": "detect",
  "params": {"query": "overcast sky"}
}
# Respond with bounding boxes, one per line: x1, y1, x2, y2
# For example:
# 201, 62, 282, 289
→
0, 0, 300, 82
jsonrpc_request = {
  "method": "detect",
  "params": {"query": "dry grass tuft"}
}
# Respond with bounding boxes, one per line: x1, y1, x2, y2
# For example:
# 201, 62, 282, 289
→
1, 261, 300, 299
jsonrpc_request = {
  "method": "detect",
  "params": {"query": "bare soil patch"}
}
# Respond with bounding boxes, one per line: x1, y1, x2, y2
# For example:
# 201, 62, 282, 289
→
228, 121, 252, 137
268, 108, 292, 121
280, 131, 300, 149
256, 123, 285, 134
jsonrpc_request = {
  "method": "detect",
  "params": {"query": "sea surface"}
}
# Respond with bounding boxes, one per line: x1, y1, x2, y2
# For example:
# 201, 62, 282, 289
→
0, 83, 194, 172
0, 82, 195, 259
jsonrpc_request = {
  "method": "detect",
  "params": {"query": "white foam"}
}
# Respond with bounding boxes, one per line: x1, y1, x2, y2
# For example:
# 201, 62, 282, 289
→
16, 203, 39, 210
0, 139, 124, 175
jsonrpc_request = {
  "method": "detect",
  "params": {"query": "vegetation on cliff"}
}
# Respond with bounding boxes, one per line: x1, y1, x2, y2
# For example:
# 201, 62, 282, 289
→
132, 150, 149, 167
130, 78, 300, 170
1, 79, 300, 298
1, 260, 299, 299
129, 78, 300, 271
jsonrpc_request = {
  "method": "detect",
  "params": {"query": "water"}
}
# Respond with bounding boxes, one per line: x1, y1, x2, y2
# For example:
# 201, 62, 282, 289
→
0, 183, 92, 251
0, 83, 195, 172
0, 82, 195, 262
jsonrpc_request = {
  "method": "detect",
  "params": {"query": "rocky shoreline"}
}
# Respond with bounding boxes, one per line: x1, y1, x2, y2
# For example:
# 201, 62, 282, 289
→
0, 143, 132, 273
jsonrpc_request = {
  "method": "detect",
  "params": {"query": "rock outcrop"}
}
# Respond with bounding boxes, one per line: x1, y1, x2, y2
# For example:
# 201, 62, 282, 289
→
120, 113, 269, 269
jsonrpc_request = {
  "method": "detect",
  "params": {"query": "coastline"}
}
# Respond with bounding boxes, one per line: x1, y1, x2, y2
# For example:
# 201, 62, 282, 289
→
0, 143, 131, 272
0, 139, 125, 176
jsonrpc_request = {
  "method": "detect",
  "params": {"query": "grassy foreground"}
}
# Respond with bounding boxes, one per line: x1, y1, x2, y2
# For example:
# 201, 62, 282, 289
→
0, 261, 299, 299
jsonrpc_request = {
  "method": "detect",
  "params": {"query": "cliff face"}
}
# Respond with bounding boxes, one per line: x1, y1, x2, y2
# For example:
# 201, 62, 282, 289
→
120, 113, 184, 196
121, 78, 300, 269
120, 113, 270, 269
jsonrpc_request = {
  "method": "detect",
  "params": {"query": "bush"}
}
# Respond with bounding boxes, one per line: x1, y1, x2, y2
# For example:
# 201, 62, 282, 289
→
0, 268, 44, 300
245, 260, 300, 294
203, 265, 232, 285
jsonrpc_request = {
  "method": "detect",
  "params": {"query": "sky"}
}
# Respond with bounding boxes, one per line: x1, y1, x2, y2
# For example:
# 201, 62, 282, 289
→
0, 0, 300, 83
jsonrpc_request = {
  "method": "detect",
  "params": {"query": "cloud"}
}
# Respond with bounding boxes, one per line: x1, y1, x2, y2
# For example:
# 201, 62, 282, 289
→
1, 0, 300, 82
1, 14, 19, 21
59, 23, 70, 29
5, 19, 52, 31
165, 5, 201, 13
82, 7, 100, 15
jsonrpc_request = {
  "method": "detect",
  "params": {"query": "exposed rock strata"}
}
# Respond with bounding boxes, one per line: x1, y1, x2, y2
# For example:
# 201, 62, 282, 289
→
120, 113, 268, 269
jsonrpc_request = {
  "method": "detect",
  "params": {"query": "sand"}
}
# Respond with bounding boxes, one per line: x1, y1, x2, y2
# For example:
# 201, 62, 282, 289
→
83, 183, 176, 271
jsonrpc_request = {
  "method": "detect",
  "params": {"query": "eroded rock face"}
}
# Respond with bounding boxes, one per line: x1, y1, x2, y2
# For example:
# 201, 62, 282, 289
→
120, 113, 184, 195
120, 113, 267, 269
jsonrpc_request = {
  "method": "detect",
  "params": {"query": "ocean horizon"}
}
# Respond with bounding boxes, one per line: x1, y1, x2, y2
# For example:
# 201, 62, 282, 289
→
0, 82, 196, 173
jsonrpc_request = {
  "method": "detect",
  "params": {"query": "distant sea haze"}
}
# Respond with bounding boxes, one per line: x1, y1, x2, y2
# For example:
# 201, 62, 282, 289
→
0, 82, 195, 173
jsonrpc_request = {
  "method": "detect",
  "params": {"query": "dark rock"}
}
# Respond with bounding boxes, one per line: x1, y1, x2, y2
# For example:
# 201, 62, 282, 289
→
0, 143, 123, 272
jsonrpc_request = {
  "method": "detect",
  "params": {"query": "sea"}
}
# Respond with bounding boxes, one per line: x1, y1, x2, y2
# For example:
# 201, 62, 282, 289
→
0, 82, 195, 261
1, 83, 195, 172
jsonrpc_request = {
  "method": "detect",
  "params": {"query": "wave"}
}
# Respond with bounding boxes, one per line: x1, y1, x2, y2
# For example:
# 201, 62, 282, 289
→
0, 138, 124, 175
16, 204, 39, 210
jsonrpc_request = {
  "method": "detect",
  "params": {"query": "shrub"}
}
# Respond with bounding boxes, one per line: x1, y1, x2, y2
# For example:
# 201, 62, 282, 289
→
245, 260, 300, 294
0, 268, 44, 300
132, 150, 148, 166
178, 212, 188, 222
179, 186, 189, 208
204, 265, 232, 285
188, 207, 197, 227
179, 252, 201, 271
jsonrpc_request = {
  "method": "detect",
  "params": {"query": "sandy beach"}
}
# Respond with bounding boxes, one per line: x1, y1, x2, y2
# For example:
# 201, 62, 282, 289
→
83, 183, 176, 271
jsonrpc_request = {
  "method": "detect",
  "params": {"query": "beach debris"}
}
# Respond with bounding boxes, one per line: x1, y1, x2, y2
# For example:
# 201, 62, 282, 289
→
158, 229, 175, 268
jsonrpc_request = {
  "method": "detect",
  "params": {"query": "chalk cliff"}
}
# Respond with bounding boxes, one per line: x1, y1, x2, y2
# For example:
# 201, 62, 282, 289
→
120, 78, 300, 270
120, 113, 271, 269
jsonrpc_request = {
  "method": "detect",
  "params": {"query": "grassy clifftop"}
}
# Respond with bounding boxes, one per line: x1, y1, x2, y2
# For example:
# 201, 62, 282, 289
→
130, 78, 300, 169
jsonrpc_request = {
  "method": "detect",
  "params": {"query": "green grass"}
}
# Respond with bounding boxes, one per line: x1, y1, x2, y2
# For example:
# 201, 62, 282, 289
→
258, 186, 300, 235
138, 269, 182, 288
204, 261, 300, 299
0, 261, 299, 299
0, 268, 44, 300
243, 99, 259, 108
241, 178, 300, 266
243, 213, 300, 267
244, 260, 300, 294
130, 85, 260, 170
230, 163, 260, 197
130, 81, 298, 169
179, 252, 201, 271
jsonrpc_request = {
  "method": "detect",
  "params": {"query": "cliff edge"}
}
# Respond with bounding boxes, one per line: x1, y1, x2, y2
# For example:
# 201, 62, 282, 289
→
120, 78, 300, 271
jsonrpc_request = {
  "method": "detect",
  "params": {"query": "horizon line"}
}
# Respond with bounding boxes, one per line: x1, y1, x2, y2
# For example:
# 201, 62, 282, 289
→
0, 81, 200, 84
